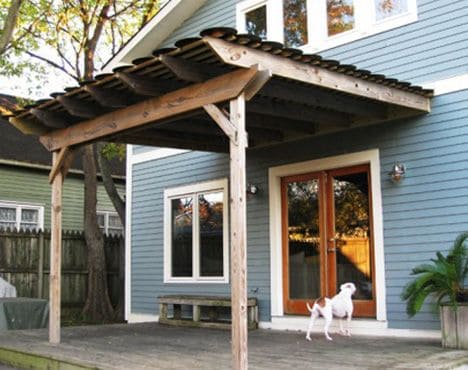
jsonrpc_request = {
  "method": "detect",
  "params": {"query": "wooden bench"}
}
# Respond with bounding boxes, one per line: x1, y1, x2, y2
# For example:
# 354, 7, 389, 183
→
158, 295, 258, 330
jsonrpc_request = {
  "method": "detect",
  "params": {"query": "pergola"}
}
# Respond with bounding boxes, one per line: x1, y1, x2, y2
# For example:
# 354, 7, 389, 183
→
4, 27, 432, 369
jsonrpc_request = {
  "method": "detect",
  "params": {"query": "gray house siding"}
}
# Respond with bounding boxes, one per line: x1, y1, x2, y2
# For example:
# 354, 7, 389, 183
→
130, 88, 468, 329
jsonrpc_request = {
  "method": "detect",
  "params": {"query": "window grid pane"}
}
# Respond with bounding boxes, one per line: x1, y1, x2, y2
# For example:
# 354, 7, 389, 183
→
327, 0, 355, 36
171, 197, 193, 277
245, 5, 267, 40
374, 0, 408, 21
199, 192, 224, 277
283, 0, 308, 48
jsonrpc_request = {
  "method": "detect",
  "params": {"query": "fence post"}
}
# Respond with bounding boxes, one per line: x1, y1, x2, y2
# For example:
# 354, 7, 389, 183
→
37, 231, 44, 298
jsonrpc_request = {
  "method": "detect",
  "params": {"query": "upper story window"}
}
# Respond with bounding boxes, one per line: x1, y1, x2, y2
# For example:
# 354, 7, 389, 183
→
164, 179, 229, 283
0, 202, 44, 231
97, 211, 124, 236
237, 0, 417, 51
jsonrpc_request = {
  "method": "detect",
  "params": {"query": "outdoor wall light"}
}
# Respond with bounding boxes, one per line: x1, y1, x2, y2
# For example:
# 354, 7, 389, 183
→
246, 183, 259, 195
389, 162, 406, 182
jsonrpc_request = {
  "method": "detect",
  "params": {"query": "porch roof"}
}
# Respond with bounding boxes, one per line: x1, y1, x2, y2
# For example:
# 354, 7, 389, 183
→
4, 27, 433, 153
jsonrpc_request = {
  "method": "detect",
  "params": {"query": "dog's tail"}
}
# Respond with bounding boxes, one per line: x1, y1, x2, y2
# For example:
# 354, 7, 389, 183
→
306, 297, 326, 312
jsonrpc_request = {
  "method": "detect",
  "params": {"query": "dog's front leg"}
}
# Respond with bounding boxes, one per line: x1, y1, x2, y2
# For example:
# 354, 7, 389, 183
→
338, 318, 346, 335
345, 312, 352, 336
306, 310, 318, 341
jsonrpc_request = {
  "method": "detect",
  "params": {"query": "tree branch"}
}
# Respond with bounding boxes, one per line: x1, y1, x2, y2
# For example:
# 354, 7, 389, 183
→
24, 50, 79, 82
0, 0, 23, 54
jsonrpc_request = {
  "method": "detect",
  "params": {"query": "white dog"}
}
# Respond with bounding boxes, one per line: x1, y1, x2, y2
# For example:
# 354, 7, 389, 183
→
305, 282, 356, 341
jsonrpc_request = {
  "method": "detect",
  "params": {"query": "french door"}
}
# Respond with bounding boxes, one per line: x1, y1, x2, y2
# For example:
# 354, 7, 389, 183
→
281, 164, 375, 317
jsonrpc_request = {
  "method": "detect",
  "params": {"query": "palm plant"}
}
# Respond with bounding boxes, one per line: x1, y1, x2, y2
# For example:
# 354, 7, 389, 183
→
401, 232, 468, 317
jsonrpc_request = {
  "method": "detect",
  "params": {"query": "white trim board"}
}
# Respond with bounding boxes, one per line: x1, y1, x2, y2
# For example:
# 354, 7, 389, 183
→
259, 317, 440, 339
128, 313, 159, 324
268, 149, 386, 321
124, 144, 133, 321
131, 147, 189, 165
422, 73, 468, 96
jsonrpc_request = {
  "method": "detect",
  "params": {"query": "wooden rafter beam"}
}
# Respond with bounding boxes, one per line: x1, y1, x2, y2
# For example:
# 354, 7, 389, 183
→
205, 36, 431, 112
30, 108, 74, 129
116, 71, 179, 96
117, 132, 228, 153
56, 95, 104, 118
84, 85, 131, 108
9, 116, 49, 135
160, 55, 218, 82
248, 97, 350, 125
40, 67, 264, 151
259, 80, 387, 118
247, 113, 316, 134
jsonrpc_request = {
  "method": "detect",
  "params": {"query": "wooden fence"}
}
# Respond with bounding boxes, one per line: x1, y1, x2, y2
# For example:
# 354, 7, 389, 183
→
0, 229, 124, 315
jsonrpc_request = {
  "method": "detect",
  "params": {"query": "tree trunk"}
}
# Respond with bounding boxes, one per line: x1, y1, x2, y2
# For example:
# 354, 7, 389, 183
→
95, 143, 125, 224
82, 144, 114, 322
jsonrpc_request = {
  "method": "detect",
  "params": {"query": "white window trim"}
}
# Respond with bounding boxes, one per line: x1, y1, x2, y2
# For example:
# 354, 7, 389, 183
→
0, 201, 44, 231
268, 149, 387, 321
164, 178, 229, 284
97, 210, 123, 235
236, 0, 418, 53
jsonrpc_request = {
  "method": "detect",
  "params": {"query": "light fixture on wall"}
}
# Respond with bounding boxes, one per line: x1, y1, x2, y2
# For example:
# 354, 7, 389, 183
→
246, 183, 259, 196
388, 162, 406, 182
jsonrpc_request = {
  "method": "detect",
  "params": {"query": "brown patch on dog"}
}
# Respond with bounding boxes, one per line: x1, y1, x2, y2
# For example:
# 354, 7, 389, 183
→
315, 297, 326, 308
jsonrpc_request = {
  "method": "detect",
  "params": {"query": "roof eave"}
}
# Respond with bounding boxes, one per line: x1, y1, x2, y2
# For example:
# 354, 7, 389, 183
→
102, 0, 208, 72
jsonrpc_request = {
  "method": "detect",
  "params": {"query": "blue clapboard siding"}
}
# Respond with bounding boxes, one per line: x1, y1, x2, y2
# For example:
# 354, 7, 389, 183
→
161, 0, 235, 48
157, 0, 468, 84
131, 89, 468, 329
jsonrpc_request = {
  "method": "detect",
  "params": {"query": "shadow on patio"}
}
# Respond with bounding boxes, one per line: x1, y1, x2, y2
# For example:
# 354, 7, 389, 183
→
0, 322, 466, 369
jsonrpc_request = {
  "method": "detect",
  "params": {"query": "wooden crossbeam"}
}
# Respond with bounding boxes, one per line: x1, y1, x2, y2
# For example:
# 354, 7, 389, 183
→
40, 67, 262, 151
48, 147, 71, 184
203, 104, 236, 142
205, 36, 431, 112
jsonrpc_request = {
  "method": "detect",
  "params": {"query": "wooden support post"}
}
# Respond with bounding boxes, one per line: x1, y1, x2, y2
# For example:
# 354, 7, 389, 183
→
229, 93, 248, 370
49, 151, 63, 344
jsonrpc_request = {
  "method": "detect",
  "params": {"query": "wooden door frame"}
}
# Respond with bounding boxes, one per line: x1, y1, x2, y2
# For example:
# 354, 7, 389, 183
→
268, 149, 387, 321
326, 163, 376, 317
281, 171, 327, 315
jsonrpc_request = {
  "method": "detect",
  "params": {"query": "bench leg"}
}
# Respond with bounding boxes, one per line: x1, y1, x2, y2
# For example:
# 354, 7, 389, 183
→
193, 305, 200, 322
174, 304, 182, 320
159, 303, 168, 320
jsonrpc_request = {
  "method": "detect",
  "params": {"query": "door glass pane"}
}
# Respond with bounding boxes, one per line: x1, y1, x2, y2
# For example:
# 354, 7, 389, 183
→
327, 0, 355, 36
199, 192, 223, 277
287, 179, 321, 299
171, 197, 193, 277
245, 5, 267, 40
375, 0, 408, 21
333, 171, 373, 300
283, 0, 308, 47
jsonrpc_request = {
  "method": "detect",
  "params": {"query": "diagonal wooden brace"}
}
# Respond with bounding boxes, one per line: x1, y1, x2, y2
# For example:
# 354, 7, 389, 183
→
48, 146, 75, 184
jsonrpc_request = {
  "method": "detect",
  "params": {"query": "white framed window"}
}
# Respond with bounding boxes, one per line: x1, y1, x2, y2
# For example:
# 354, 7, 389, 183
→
164, 179, 229, 283
0, 201, 44, 231
237, 0, 418, 52
97, 210, 124, 235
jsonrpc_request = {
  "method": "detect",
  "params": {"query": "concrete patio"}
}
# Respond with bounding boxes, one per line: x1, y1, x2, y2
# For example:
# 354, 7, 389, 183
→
0, 322, 466, 369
